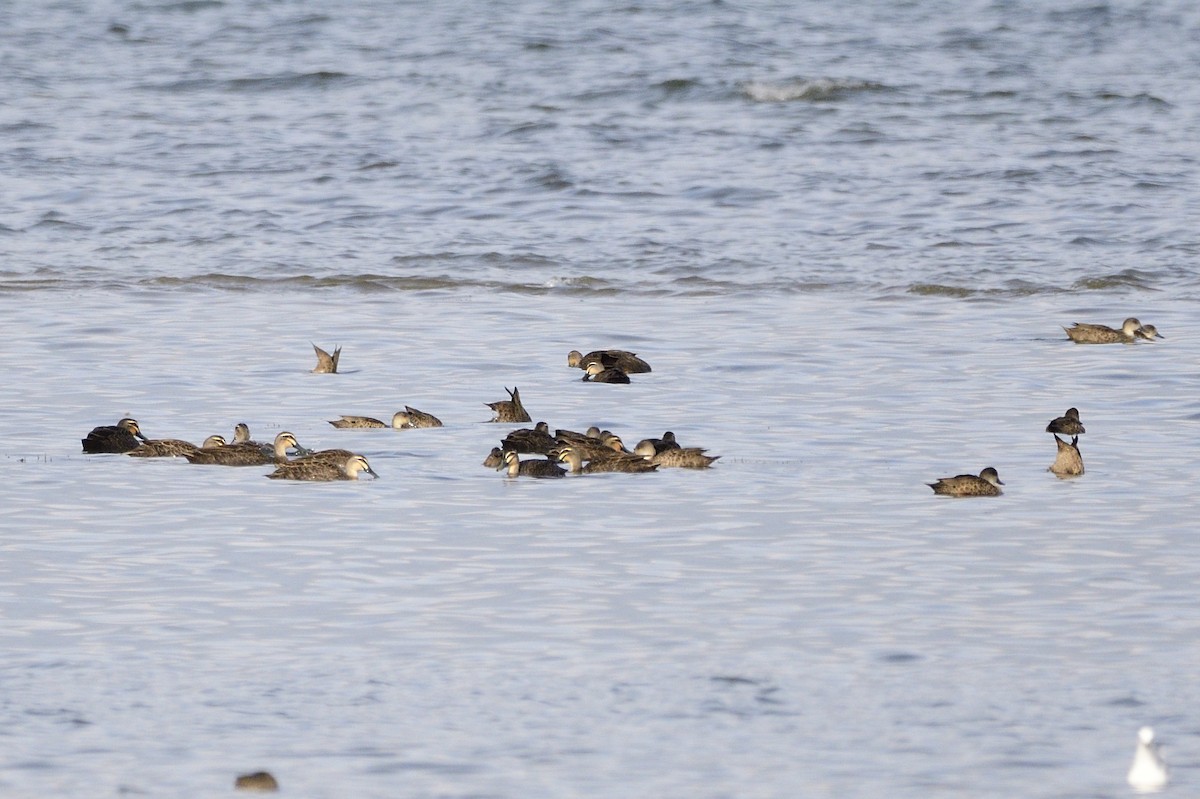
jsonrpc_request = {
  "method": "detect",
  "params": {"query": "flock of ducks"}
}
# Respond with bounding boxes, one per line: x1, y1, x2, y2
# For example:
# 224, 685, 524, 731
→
82, 318, 1161, 490
81, 331, 1171, 788
80, 347, 719, 481
928, 316, 1161, 497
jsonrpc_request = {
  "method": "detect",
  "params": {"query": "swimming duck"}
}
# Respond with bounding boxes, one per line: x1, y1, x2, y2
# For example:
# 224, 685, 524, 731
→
82, 418, 148, 453
1048, 435, 1084, 477
127, 434, 227, 458
637, 445, 720, 469
328, 414, 389, 429
563, 432, 630, 460
582, 361, 631, 384
498, 449, 565, 478
186, 432, 300, 466
502, 421, 557, 454
1063, 318, 1144, 344
567, 349, 652, 373
487, 386, 532, 423
231, 423, 253, 445
1127, 726, 1168, 792
1045, 407, 1085, 436
557, 445, 658, 474
1135, 324, 1164, 340
482, 446, 506, 468
927, 467, 1004, 496
267, 453, 377, 482
312, 343, 341, 373
396, 406, 443, 428
634, 431, 679, 455
555, 426, 603, 445
234, 771, 280, 792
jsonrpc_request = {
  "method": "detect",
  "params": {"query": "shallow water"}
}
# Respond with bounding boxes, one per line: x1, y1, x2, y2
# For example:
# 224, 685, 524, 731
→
2, 1, 1199, 796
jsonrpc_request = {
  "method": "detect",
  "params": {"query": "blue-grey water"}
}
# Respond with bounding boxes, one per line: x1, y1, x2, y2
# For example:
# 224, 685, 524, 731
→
3, 1, 1199, 796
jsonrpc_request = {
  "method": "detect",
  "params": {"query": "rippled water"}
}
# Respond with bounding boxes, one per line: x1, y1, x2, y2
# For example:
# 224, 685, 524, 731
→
3, 1, 1199, 797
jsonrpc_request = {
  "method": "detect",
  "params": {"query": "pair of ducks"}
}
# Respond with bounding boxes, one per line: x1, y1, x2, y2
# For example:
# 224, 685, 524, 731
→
1064, 317, 1163, 344
569, 348, 652, 384
328, 406, 443, 429
928, 407, 1087, 496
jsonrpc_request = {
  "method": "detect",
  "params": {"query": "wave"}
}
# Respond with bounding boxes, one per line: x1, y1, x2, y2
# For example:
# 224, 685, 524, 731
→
742, 78, 886, 103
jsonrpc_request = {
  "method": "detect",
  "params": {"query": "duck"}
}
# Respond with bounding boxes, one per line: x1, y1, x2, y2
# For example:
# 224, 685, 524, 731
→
234, 771, 280, 792
127, 434, 227, 458
396, 406, 443, 428
328, 414, 389, 429
502, 421, 557, 454
267, 453, 377, 482
312, 343, 341, 373
186, 432, 300, 466
638, 445, 720, 469
557, 445, 658, 474
563, 432, 630, 460
927, 467, 1004, 496
582, 361, 631, 384
482, 446, 506, 468
567, 349, 651, 373
1127, 726, 1168, 792
1048, 435, 1084, 477
82, 418, 148, 453
1045, 407, 1085, 436
487, 386, 532, 423
1135, 324, 1164, 340
498, 449, 564, 478
1063, 318, 1145, 344
634, 431, 679, 455
231, 423, 254, 445
555, 426, 603, 445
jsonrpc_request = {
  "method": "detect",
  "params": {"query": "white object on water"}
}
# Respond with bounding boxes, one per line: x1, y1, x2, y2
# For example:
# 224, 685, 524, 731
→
1127, 726, 1168, 793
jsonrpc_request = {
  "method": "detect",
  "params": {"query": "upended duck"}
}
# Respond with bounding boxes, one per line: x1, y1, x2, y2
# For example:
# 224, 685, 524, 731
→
127, 434, 227, 458
82, 418, 148, 453
498, 449, 564, 478
1045, 407, 1085, 436
1048, 435, 1084, 477
312, 343, 341, 373
1063, 318, 1146, 344
927, 467, 1004, 496
267, 454, 377, 482
567, 349, 651, 373
186, 432, 300, 466
487, 386, 532, 423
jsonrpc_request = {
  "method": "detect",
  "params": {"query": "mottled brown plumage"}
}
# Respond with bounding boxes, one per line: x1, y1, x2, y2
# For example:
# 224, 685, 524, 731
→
267, 454, 377, 482
186, 432, 300, 466
127, 434, 227, 458
557, 446, 658, 474
927, 467, 1004, 496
